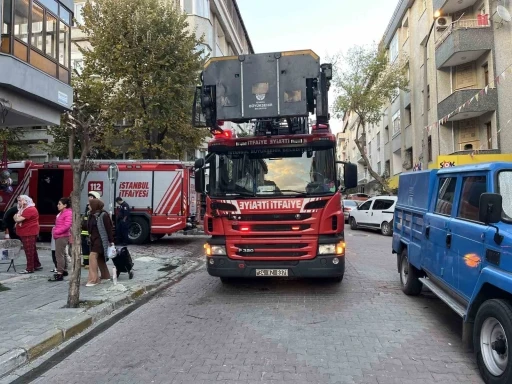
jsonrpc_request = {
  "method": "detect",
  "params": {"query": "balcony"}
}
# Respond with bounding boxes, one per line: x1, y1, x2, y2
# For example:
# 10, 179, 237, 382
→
434, 0, 479, 14
437, 88, 497, 121
435, 18, 492, 69
358, 170, 368, 184
404, 124, 412, 149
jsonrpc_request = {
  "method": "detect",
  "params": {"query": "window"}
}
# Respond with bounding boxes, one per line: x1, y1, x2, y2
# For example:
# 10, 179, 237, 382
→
359, 200, 372, 211
428, 136, 432, 162
373, 199, 395, 210
59, 22, 69, 66
46, 13, 57, 58
74, 3, 84, 25
31, 3, 44, 51
486, 122, 492, 149
458, 176, 486, 221
392, 111, 401, 135
483, 63, 489, 86
72, 58, 83, 73
377, 132, 381, 149
377, 161, 381, 175
38, 0, 57, 15
389, 33, 398, 64
435, 177, 457, 215
14, 0, 29, 43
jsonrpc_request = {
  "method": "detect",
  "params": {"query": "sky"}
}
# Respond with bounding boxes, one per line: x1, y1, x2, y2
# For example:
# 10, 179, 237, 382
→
236, 0, 400, 134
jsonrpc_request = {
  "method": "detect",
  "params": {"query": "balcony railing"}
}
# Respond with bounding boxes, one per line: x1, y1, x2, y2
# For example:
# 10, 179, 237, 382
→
436, 18, 490, 49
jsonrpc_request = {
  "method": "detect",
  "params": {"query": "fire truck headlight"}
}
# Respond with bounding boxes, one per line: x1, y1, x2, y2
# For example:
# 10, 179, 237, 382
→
318, 244, 336, 255
210, 245, 227, 256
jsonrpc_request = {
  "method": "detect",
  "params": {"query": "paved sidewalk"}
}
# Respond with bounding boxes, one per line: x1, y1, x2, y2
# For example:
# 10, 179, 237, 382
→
0, 237, 204, 378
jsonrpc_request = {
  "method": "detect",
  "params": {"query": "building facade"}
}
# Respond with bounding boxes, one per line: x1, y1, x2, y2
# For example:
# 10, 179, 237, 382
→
357, 0, 512, 194
15, 0, 253, 162
0, 0, 73, 161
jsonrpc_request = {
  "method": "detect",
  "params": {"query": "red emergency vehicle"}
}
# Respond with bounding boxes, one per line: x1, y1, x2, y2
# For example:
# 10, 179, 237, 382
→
0, 160, 197, 244
192, 50, 357, 282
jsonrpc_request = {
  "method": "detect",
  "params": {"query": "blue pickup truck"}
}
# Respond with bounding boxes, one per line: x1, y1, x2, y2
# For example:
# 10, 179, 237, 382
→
392, 162, 512, 383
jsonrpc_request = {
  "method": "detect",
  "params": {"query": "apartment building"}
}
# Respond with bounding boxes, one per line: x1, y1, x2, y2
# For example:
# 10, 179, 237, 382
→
1, 0, 73, 161
356, 0, 512, 193
17, 0, 253, 161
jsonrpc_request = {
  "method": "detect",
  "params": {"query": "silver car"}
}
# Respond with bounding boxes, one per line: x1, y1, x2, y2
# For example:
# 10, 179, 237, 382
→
342, 200, 359, 223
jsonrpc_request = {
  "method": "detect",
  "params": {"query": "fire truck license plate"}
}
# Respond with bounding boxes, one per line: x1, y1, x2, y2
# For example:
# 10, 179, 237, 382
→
255, 269, 288, 277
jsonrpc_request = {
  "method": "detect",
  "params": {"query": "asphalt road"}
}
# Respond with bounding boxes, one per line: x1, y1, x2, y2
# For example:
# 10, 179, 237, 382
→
25, 228, 483, 384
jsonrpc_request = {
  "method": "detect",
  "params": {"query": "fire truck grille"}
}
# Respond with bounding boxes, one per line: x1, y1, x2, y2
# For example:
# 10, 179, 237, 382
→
233, 224, 310, 232
233, 243, 309, 258
234, 213, 312, 221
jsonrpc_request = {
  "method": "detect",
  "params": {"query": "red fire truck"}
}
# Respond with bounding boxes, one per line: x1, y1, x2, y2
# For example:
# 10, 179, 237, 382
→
0, 160, 197, 244
192, 50, 357, 282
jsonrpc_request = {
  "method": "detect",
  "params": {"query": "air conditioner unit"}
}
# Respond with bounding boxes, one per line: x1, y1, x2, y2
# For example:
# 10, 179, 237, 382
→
436, 16, 452, 30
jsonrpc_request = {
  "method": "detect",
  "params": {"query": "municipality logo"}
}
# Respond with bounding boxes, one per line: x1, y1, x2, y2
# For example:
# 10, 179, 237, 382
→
256, 93, 265, 101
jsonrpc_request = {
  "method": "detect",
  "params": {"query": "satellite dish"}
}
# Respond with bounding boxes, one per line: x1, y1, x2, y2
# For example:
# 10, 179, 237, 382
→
497, 5, 512, 22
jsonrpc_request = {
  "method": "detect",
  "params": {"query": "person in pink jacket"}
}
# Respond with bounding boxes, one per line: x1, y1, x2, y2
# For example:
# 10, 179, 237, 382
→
49, 197, 72, 282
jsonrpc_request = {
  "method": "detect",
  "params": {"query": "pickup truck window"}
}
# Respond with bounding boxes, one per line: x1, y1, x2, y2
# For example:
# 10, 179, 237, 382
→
499, 171, 512, 219
434, 177, 457, 216
458, 176, 487, 222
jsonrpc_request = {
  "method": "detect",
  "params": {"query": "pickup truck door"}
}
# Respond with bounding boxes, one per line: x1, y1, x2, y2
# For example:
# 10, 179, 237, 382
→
424, 176, 458, 284
450, 175, 487, 300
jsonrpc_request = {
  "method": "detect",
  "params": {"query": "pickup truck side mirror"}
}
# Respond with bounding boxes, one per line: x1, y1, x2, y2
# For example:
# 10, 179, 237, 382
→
479, 193, 504, 245
479, 193, 502, 224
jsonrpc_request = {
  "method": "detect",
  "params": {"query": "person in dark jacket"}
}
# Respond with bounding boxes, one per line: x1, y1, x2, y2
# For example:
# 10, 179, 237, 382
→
86, 199, 113, 287
115, 197, 130, 246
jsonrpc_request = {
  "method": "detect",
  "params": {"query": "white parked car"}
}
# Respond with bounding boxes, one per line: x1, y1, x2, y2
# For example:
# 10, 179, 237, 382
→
348, 196, 397, 236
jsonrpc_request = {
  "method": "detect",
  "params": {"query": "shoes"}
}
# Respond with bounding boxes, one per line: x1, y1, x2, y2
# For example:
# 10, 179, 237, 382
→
50, 268, 58, 273
48, 273, 63, 282
35, 266, 43, 271
85, 281, 98, 287
19, 270, 34, 274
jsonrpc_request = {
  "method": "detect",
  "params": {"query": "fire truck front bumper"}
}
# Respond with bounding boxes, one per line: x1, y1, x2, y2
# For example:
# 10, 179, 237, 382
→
206, 255, 345, 278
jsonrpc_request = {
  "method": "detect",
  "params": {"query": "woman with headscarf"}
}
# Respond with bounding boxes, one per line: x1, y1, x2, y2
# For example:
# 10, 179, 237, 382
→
86, 198, 113, 286
13, 195, 41, 274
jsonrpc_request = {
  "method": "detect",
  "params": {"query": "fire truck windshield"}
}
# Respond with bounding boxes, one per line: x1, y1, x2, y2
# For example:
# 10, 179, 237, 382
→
208, 147, 336, 198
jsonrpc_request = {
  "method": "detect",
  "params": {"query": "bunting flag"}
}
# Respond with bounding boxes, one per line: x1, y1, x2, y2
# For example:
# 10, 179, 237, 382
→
424, 62, 512, 132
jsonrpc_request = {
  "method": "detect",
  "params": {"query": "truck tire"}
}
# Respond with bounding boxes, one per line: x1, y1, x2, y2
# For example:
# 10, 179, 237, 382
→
400, 248, 422, 296
3, 206, 19, 240
128, 216, 150, 244
474, 299, 512, 384
381, 221, 392, 236
350, 217, 358, 230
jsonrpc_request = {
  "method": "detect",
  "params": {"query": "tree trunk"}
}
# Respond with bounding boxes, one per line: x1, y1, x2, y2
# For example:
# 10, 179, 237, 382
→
67, 168, 83, 308
354, 119, 393, 195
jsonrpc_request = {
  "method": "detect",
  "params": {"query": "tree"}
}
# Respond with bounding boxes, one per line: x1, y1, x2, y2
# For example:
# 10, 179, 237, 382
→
63, 67, 106, 308
331, 44, 408, 193
79, 0, 208, 159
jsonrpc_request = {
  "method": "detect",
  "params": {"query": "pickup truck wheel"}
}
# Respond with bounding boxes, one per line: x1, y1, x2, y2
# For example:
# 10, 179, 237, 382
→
381, 221, 392, 236
475, 299, 512, 383
350, 217, 358, 230
400, 249, 422, 296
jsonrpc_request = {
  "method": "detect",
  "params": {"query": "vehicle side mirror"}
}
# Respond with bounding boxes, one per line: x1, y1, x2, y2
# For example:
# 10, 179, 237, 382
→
337, 161, 357, 190
479, 193, 502, 224
194, 158, 205, 194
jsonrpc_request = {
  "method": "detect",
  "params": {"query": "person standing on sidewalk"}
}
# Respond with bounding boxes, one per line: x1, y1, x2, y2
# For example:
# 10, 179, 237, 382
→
115, 197, 130, 246
49, 197, 72, 282
14, 195, 41, 274
86, 199, 113, 287
81, 191, 101, 267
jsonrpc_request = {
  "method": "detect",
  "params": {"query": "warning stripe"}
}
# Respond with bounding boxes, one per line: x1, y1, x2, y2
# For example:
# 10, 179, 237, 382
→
155, 174, 180, 214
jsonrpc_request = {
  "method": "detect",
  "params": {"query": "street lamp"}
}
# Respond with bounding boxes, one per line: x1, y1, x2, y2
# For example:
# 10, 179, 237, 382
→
422, 10, 441, 168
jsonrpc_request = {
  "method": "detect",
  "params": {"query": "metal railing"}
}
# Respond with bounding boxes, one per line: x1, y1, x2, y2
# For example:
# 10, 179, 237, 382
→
436, 18, 491, 48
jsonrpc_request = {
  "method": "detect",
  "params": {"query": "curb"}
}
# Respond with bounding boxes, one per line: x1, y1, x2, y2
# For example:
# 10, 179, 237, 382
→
0, 259, 203, 379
